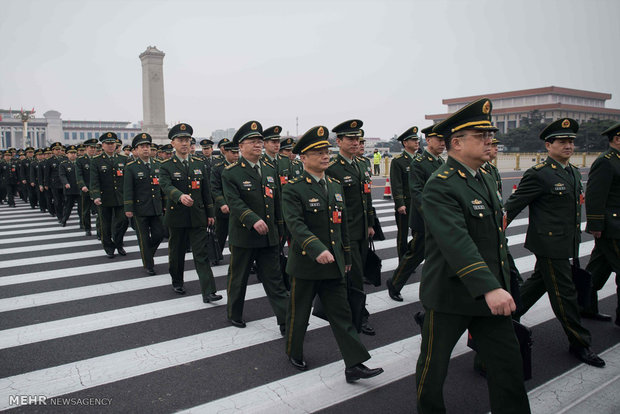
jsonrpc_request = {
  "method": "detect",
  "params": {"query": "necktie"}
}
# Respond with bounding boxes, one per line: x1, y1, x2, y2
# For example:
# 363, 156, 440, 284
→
475, 171, 489, 197
438, 157, 444, 165
254, 165, 261, 177
182, 160, 188, 169
565, 166, 574, 185
319, 178, 327, 195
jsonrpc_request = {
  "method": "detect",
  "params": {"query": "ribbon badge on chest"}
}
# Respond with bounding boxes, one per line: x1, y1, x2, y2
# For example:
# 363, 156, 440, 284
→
471, 199, 485, 210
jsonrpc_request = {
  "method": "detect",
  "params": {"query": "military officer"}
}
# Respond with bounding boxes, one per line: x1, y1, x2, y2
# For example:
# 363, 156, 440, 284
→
482, 137, 503, 194
326, 119, 376, 335
278, 138, 304, 181
210, 140, 240, 254
387, 125, 445, 301
16, 149, 28, 202
213, 138, 229, 162
261, 126, 282, 172
77, 144, 86, 158
58, 145, 81, 226
76, 139, 99, 236
37, 148, 52, 213
44, 142, 65, 219
282, 125, 384, 381
159, 123, 222, 302
221, 120, 288, 332
356, 134, 372, 176
90, 132, 129, 258
123, 133, 165, 275
150, 143, 159, 159
415, 98, 530, 413
583, 122, 620, 326
506, 118, 604, 367
389, 126, 420, 259
2, 150, 19, 207
29, 149, 44, 211
160, 144, 173, 161
20, 147, 37, 209
122, 145, 132, 157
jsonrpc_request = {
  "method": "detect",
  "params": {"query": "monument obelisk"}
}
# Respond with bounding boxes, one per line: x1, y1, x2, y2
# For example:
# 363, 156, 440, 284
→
139, 46, 168, 144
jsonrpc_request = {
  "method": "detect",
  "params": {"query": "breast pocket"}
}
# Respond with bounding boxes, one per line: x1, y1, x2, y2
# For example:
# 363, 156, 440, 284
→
467, 204, 494, 239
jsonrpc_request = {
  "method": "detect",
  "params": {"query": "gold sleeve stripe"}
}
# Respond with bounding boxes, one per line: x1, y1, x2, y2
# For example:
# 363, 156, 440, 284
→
302, 236, 318, 249
456, 261, 485, 275
239, 209, 253, 221
458, 264, 488, 278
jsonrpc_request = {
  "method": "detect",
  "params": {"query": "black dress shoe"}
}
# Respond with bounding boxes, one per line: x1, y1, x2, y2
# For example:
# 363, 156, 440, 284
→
361, 321, 376, 336
279, 324, 286, 336
173, 286, 186, 295
106, 252, 115, 259
229, 319, 247, 328
60, 221, 66, 227
569, 346, 605, 367
146, 269, 156, 275
85, 230, 92, 236
580, 311, 612, 322
289, 356, 307, 371
414, 311, 425, 329
203, 293, 223, 303
345, 363, 384, 383
386, 279, 403, 302
117, 246, 127, 256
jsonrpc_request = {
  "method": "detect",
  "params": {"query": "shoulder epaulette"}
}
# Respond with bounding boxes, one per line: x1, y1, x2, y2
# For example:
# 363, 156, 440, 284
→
213, 161, 225, 168
414, 154, 423, 162
434, 167, 458, 180
328, 159, 337, 167
160, 158, 171, 164
262, 160, 275, 169
225, 161, 238, 170
126, 160, 136, 166
604, 153, 612, 159
394, 153, 402, 159
288, 176, 302, 184
533, 162, 546, 170
330, 177, 341, 184
93, 154, 102, 159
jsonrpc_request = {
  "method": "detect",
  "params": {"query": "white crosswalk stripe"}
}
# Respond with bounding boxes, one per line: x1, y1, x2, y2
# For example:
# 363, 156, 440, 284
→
0, 198, 617, 413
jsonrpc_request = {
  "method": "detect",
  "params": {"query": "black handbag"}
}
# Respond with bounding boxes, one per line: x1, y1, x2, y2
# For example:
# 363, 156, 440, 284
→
467, 320, 533, 381
371, 207, 386, 241
205, 226, 223, 263
312, 274, 367, 333
571, 262, 593, 308
280, 250, 291, 291
364, 240, 382, 287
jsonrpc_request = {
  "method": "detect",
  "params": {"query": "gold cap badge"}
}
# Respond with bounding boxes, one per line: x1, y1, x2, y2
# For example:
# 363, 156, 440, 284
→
142, 133, 146, 138
413, 127, 418, 134
251, 122, 257, 130
274, 127, 279, 133
350, 121, 357, 128
180, 124, 186, 131
562, 119, 570, 128
482, 100, 491, 114
107, 133, 112, 138
318, 127, 324, 137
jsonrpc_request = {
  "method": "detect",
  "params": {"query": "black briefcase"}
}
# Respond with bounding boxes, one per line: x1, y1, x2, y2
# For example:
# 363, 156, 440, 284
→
364, 240, 382, 287
205, 226, 223, 263
312, 277, 367, 333
371, 207, 386, 241
467, 320, 533, 381
571, 261, 592, 308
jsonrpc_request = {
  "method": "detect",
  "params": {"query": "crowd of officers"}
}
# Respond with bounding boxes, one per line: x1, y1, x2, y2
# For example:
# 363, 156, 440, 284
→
1, 100, 619, 410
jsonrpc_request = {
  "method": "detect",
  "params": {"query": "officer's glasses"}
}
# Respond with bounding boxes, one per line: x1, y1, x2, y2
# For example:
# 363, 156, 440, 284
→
454, 131, 495, 141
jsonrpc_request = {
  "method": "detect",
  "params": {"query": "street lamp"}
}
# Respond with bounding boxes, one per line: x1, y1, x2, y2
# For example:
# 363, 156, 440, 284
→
14, 108, 36, 147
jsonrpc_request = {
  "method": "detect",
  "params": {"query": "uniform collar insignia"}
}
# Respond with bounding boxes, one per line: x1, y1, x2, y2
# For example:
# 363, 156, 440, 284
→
458, 170, 466, 178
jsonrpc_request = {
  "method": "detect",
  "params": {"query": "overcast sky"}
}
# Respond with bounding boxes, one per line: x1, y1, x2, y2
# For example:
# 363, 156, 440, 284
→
2, 0, 619, 139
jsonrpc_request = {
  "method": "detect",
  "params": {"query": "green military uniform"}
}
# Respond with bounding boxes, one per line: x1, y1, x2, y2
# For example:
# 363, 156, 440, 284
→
282, 126, 382, 381
389, 126, 419, 259
44, 143, 65, 221
20, 148, 37, 209
29, 150, 43, 211
159, 123, 221, 301
584, 123, 620, 325
1, 153, 19, 207
326, 119, 375, 335
210, 140, 239, 254
76, 139, 99, 236
124, 133, 165, 275
90, 132, 129, 257
58, 146, 81, 226
415, 98, 530, 414
0, 153, 9, 205
221, 120, 288, 329
388, 143, 444, 299
506, 118, 603, 367
482, 138, 502, 195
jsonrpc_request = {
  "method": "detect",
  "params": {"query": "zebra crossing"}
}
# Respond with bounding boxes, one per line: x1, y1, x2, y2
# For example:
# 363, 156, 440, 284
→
0, 198, 619, 413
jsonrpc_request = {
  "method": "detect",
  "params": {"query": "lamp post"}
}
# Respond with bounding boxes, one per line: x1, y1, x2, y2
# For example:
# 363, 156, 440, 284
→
14, 109, 36, 147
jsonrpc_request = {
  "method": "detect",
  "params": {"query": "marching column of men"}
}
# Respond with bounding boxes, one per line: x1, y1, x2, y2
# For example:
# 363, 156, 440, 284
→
3, 107, 620, 398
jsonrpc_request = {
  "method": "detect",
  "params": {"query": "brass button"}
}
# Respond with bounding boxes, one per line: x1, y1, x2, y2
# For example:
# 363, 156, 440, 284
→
152, 195, 155, 198
302, 251, 306, 255
478, 213, 483, 217
330, 229, 334, 233
613, 213, 617, 217
559, 192, 562, 195
266, 215, 270, 219
548, 232, 553, 236
314, 209, 317, 212
498, 227, 502, 231
266, 205, 269, 208
328, 206, 332, 210
331, 241, 335, 245
501, 261, 504, 265
500, 244, 503, 248
170, 206, 174, 210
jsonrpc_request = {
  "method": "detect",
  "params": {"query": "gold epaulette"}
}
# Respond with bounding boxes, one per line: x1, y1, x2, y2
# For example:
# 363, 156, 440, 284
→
262, 160, 275, 169
604, 153, 612, 159
394, 153, 402, 159
93, 154, 102, 159
436, 167, 457, 180
330, 177, 340, 184
415, 154, 423, 162
126, 160, 135, 166
328, 159, 337, 167
225, 161, 238, 170
288, 176, 301, 184
533, 162, 546, 170
161, 158, 170, 164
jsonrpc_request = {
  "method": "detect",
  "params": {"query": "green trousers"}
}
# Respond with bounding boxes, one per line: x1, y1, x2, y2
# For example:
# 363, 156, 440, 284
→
285, 276, 370, 368
134, 215, 165, 270
390, 230, 425, 293
168, 226, 217, 298
416, 310, 530, 414
227, 244, 288, 325
97, 205, 128, 254
516, 256, 591, 348
585, 237, 620, 318
395, 210, 410, 260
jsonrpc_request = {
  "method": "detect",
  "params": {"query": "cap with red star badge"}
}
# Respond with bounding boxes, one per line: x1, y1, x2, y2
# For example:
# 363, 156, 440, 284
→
293, 126, 331, 154
540, 118, 578, 141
